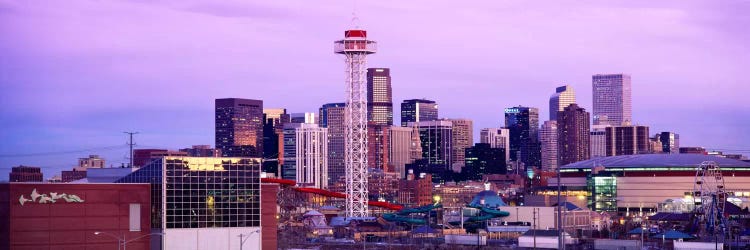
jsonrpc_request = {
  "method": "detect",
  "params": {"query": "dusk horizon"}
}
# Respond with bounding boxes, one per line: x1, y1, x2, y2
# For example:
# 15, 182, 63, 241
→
2, 0, 749, 179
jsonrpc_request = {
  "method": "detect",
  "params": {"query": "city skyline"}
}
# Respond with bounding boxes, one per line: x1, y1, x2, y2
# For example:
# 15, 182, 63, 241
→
2, 1, 750, 180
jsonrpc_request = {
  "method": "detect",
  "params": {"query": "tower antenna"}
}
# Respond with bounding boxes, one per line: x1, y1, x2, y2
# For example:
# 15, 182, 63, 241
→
351, 0, 360, 28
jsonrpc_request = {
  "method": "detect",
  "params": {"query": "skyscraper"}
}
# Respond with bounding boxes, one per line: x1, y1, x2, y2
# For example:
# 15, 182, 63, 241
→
592, 74, 632, 126
539, 121, 558, 170
504, 106, 540, 168
290, 112, 316, 124
659, 132, 680, 154
464, 143, 507, 180
448, 119, 473, 172
282, 123, 300, 180
549, 85, 576, 121
408, 120, 453, 169
388, 126, 412, 178
557, 104, 591, 166
367, 68, 393, 126
367, 122, 390, 171
294, 124, 328, 189
215, 98, 263, 157
263, 108, 289, 175
590, 124, 609, 158
319, 103, 346, 188
605, 125, 650, 156
400, 99, 438, 127
480, 128, 511, 162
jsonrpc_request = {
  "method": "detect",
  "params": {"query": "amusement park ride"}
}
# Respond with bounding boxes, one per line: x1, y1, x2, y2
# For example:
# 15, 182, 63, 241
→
692, 161, 729, 241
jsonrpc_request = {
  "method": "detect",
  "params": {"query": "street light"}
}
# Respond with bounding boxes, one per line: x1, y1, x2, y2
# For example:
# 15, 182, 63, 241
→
238, 229, 260, 250
94, 231, 122, 250
94, 231, 164, 250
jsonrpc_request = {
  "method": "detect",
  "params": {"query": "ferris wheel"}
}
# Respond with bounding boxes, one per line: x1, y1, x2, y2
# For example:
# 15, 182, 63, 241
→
692, 161, 728, 237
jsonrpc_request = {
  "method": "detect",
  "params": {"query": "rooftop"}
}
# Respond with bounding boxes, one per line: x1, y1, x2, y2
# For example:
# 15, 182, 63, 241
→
561, 154, 750, 169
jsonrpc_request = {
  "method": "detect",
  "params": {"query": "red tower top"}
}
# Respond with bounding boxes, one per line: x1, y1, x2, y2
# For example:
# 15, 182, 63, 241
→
334, 29, 377, 54
345, 30, 367, 38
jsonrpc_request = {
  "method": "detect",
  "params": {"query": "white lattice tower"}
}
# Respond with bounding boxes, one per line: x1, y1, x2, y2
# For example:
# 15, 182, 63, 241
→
335, 29, 377, 217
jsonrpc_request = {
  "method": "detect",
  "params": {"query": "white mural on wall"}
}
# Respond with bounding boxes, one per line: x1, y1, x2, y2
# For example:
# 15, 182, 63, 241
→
18, 188, 84, 206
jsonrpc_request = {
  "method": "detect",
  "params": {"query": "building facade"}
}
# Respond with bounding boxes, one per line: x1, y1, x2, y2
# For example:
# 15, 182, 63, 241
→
262, 108, 289, 175
464, 143, 507, 180
557, 154, 750, 213
8, 166, 43, 182
680, 147, 706, 154
397, 172, 433, 207
659, 132, 680, 154
367, 68, 393, 126
400, 99, 438, 127
480, 128, 511, 162
604, 125, 650, 156
557, 104, 591, 166
180, 145, 222, 157
319, 103, 346, 188
448, 119, 473, 172
215, 98, 264, 158
116, 157, 262, 250
388, 126, 412, 178
589, 125, 609, 158
408, 120, 453, 170
505, 106, 541, 168
1, 183, 152, 250
367, 122, 390, 171
294, 124, 328, 189
592, 74, 632, 126
549, 85, 576, 121
539, 121, 558, 171
290, 112, 316, 124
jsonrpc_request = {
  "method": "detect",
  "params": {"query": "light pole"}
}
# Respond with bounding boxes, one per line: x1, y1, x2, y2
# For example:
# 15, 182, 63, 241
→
640, 225, 645, 250
95, 231, 164, 250
238, 229, 260, 250
94, 231, 122, 250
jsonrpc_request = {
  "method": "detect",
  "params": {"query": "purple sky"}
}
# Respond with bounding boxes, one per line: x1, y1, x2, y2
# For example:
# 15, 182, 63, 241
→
1, 0, 749, 180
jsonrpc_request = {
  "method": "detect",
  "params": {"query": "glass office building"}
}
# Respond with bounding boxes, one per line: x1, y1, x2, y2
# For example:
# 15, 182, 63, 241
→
117, 157, 262, 249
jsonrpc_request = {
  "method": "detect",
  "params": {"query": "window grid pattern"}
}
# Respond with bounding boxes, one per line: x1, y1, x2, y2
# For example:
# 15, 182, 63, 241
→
117, 157, 261, 229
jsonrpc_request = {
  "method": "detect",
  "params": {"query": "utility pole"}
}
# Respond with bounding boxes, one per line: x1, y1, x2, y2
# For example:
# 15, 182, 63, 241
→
557, 167, 563, 250
533, 207, 537, 250
124, 132, 138, 167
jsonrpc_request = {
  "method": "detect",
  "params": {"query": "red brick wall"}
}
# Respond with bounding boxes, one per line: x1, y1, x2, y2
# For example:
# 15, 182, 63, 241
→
261, 183, 278, 250
2, 183, 151, 250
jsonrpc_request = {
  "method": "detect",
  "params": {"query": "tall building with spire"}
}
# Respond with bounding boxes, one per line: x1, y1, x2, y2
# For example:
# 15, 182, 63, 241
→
592, 74, 632, 126
367, 68, 393, 126
549, 85, 576, 121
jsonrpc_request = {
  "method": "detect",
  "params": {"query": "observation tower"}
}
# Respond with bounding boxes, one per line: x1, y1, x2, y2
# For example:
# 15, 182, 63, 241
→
334, 29, 377, 217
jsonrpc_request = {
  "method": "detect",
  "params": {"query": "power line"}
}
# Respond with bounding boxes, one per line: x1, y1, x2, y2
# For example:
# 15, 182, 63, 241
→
0, 145, 127, 158
124, 131, 139, 168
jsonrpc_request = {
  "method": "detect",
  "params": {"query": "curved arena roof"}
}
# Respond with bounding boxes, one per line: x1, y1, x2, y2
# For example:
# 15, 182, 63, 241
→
561, 154, 750, 169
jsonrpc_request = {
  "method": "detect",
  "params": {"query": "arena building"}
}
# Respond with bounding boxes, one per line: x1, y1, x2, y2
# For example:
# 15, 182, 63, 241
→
552, 154, 750, 213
